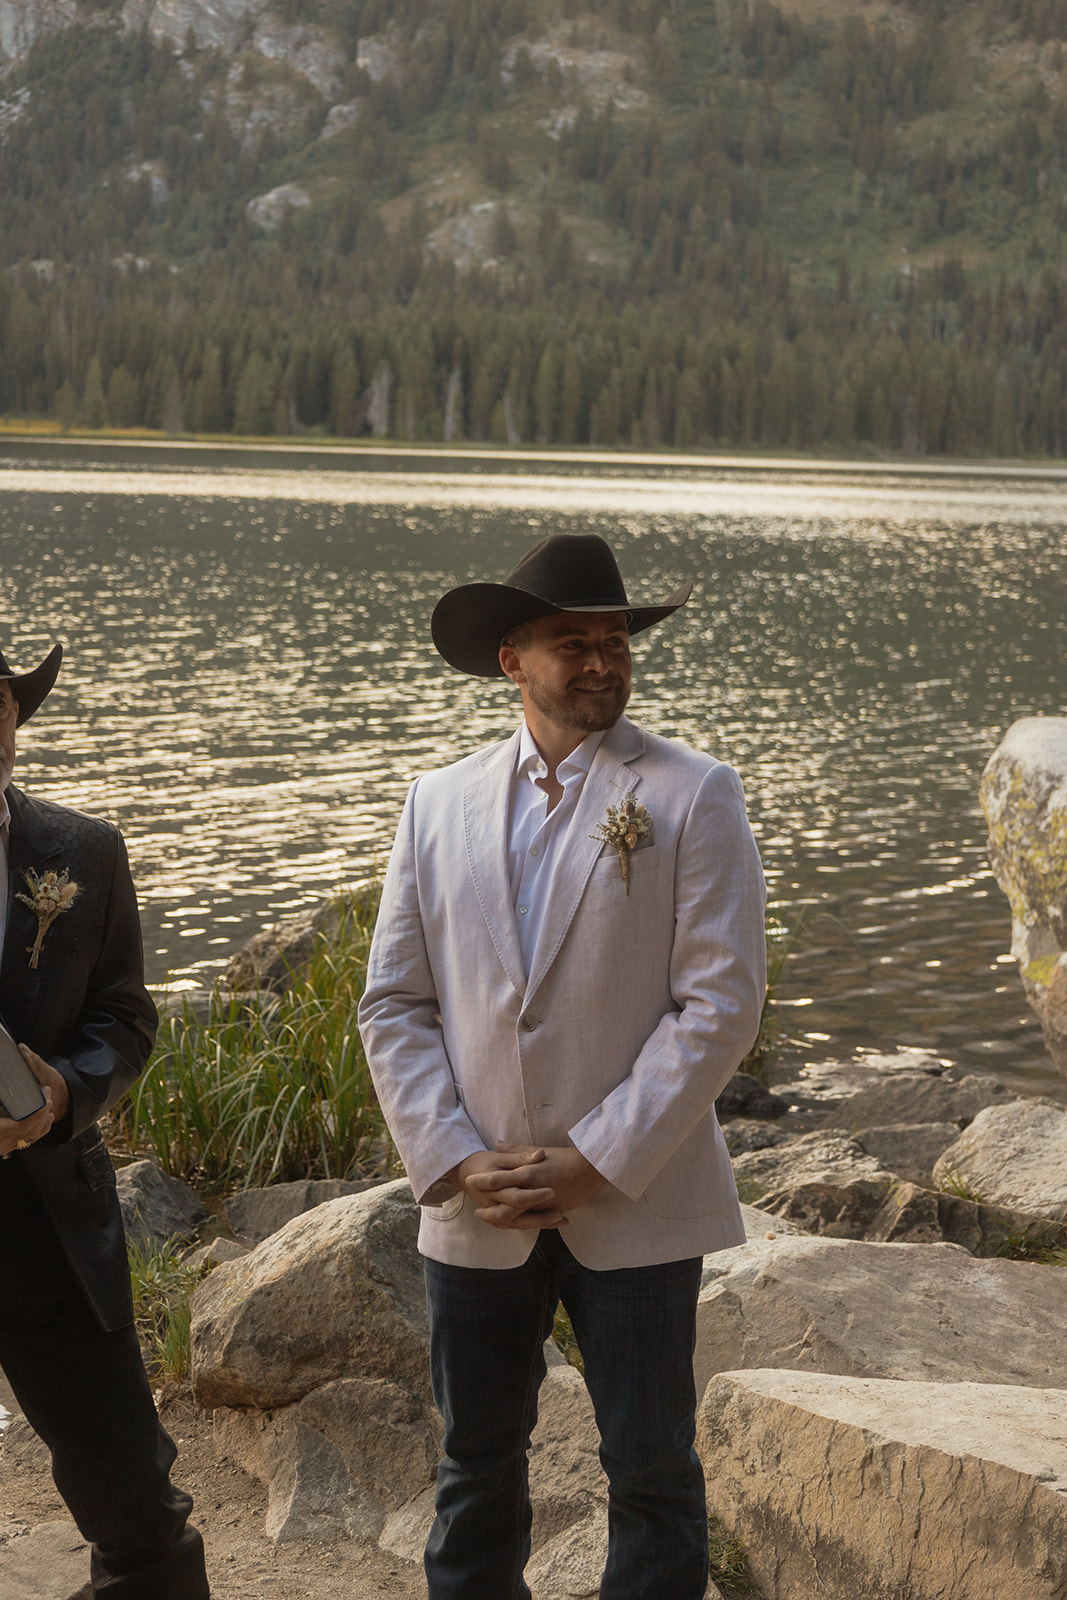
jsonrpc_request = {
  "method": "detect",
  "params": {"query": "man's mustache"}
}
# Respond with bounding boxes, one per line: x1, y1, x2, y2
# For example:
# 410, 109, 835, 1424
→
567, 676, 625, 692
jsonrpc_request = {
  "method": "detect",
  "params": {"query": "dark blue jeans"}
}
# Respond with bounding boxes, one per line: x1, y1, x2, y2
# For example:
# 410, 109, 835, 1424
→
423, 1231, 707, 1600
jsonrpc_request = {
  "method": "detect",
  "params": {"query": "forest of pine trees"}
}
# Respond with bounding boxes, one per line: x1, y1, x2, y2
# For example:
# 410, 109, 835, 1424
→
2, 0, 1067, 454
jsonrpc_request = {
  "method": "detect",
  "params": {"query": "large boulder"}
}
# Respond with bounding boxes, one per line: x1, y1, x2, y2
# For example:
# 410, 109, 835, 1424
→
115, 1159, 208, 1250
980, 716, 1067, 1079
694, 1235, 1067, 1396
932, 1097, 1067, 1217
697, 1370, 1067, 1600
191, 1179, 429, 1410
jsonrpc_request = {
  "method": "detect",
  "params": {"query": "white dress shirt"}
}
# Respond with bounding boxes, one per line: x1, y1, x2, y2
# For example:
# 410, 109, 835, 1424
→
507, 723, 606, 976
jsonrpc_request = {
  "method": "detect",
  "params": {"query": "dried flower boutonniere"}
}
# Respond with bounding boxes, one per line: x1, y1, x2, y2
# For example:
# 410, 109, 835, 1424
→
591, 792, 653, 895
16, 868, 80, 969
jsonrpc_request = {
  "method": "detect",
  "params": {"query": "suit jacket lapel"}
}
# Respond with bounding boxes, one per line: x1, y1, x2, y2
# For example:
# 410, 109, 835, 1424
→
2, 786, 63, 1036
524, 717, 645, 1004
463, 730, 526, 999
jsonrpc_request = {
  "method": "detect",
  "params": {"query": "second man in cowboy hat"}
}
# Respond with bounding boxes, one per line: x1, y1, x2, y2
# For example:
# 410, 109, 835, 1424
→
359, 532, 766, 1600
0, 641, 210, 1599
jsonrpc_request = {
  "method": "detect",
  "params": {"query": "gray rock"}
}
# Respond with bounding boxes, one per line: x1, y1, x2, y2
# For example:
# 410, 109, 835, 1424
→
852, 1119, 961, 1180
378, 1486, 436, 1564
223, 1178, 384, 1245
731, 1130, 891, 1197
528, 1365, 607, 1549
738, 1202, 799, 1243
715, 1074, 788, 1120
214, 1374, 439, 1544
722, 1118, 793, 1156
220, 888, 375, 995
693, 1234, 1067, 1398
0, 1518, 89, 1600
697, 1370, 1067, 1600
754, 1176, 895, 1240
821, 1069, 1012, 1134
525, 1506, 608, 1600
191, 1178, 428, 1410
0, 0, 75, 62
769, 1049, 948, 1114
932, 1096, 1067, 1216
183, 1237, 250, 1270
115, 1158, 208, 1249
981, 716, 1067, 1079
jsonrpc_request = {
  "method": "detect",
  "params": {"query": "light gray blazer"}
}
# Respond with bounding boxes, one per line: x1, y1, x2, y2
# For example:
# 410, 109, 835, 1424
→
358, 715, 767, 1270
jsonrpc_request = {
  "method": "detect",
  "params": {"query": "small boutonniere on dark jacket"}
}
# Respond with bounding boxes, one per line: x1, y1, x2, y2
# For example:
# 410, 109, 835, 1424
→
16, 867, 80, 969
591, 793, 653, 895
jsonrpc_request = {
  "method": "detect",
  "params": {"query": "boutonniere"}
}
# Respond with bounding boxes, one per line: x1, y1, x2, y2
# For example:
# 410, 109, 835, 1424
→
591, 792, 653, 895
16, 868, 80, 969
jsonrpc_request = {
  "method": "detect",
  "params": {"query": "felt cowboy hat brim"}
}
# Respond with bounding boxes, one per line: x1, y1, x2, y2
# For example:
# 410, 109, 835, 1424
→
432, 534, 692, 677
0, 643, 63, 725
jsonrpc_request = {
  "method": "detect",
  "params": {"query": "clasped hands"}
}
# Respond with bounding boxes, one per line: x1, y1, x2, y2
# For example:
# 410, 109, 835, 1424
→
0, 1047, 69, 1158
449, 1142, 605, 1231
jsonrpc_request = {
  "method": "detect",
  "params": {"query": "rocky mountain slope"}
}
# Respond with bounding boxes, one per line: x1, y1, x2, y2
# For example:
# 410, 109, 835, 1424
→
2, 0, 1067, 453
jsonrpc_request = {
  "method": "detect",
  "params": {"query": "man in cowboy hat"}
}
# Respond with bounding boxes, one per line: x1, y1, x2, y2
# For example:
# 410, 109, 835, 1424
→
0, 642, 210, 1599
359, 533, 766, 1600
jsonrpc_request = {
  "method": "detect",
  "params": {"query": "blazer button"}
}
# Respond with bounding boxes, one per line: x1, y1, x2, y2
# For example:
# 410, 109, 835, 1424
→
520, 1014, 539, 1032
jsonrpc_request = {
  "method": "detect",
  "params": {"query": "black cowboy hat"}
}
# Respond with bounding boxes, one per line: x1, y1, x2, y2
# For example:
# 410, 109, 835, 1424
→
0, 643, 63, 725
431, 534, 692, 677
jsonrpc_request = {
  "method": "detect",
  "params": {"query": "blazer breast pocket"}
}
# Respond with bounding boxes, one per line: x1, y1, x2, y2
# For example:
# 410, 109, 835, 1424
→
588, 843, 661, 888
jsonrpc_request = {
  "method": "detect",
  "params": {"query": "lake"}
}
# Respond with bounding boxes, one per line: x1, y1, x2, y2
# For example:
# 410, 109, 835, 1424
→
3, 436, 1066, 1101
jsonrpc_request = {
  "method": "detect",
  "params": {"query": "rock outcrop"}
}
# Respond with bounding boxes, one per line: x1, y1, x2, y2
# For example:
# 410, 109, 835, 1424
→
694, 1235, 1067, 1396
981, 715, 1067, 1079
697, 1369, 1067, 1600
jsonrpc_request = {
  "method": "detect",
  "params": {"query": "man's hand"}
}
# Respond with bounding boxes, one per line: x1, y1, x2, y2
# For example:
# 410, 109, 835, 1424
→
461, 1143, 606, 1231
0, 1048, 68, 1157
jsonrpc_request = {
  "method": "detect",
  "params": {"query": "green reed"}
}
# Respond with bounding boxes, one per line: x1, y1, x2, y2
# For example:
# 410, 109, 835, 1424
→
127, 1233, 205, 1380
118, 892, 390, 1192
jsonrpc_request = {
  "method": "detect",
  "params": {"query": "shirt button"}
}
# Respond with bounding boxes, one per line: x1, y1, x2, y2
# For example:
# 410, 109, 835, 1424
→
518, 905, 528, 916
530, 845, 539, 857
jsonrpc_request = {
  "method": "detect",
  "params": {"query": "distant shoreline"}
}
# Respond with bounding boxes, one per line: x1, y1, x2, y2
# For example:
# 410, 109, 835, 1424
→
2, 427, 1067, 482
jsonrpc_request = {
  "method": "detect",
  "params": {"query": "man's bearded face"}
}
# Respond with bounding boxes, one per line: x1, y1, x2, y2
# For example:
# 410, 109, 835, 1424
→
507, 612, 632, 736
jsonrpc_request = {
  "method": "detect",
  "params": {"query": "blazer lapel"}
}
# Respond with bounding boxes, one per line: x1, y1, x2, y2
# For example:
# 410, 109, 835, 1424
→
524, 717, 645, 1003
2, 786, 63, 1037
463, 730, 526, 999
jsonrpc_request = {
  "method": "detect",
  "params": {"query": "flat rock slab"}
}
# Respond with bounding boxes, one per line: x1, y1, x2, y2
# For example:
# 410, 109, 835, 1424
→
820, 1070, 1013, 1134
695, 1235, 1067, 1395
933, 1096, 1067, 1216
853, 1120, 962, 1180
697, 1369, 1067, 1600
0, 1519, 89, 1599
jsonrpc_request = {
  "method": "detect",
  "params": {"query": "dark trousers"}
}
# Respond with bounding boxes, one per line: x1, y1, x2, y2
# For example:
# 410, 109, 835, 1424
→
423, 1230, 707, 1600
0, 1159, 209, 1599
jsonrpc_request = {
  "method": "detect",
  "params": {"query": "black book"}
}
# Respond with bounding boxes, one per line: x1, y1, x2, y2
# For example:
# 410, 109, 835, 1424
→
0, 1017, 46, 1121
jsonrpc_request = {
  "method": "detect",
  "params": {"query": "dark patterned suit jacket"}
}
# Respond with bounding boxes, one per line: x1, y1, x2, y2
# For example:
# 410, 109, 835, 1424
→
2, 785, 157, 1330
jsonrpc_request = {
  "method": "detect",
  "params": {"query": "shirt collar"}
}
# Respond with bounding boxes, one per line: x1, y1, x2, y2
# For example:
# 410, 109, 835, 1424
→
516, 722, 607, 786
0, 789, 9, 836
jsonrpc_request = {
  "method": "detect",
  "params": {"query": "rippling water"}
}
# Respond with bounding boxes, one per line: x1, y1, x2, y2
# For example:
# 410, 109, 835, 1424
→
3, 438, 1066, 1100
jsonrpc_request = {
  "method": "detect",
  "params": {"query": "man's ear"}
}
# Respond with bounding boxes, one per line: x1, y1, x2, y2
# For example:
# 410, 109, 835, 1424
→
499, 644, 525, 684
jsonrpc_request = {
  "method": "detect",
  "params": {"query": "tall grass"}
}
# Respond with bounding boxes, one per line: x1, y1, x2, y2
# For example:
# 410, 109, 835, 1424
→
128, 1235, 205, 1380
118, 892, 389, 1192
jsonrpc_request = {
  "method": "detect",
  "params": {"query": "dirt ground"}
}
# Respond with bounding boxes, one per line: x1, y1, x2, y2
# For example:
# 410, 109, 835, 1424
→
0, 1381, 428, 1600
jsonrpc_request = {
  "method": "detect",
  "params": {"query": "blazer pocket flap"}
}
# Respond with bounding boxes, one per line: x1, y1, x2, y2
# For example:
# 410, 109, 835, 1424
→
421, 1190, 465, 1222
